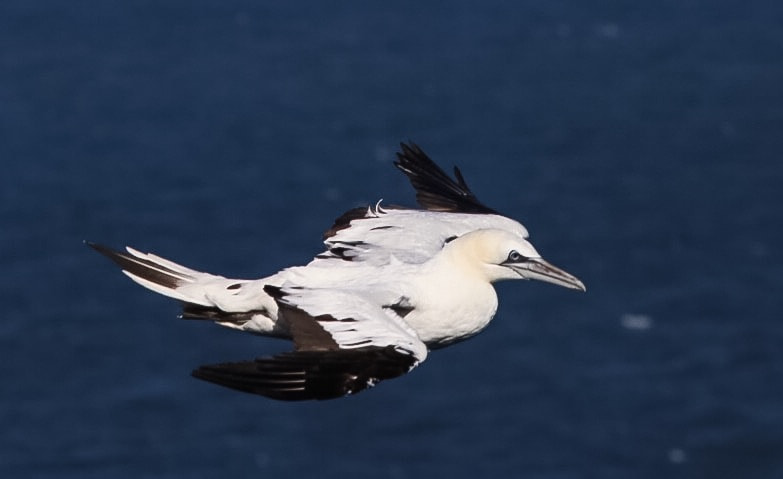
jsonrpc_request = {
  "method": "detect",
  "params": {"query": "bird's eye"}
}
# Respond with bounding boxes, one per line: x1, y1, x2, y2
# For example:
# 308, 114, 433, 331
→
508, 250, 523, 262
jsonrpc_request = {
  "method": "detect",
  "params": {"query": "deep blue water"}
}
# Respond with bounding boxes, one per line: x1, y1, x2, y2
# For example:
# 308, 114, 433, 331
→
2, 1, 782, 477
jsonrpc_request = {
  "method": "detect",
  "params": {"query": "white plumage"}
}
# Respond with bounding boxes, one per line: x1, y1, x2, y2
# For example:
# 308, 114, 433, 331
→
89, 142, 584, 400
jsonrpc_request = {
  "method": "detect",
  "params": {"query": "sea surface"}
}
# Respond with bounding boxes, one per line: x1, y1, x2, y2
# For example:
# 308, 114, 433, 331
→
2, 1, 782, 477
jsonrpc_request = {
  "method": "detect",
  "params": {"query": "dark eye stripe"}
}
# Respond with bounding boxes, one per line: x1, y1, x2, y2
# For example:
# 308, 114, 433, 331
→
507, 250, 526, 262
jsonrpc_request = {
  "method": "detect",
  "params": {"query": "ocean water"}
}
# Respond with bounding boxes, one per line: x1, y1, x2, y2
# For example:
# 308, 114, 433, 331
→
2, 1, 782, 477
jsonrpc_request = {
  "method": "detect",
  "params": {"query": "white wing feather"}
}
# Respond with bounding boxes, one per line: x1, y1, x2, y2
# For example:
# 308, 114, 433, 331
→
275, 286, 428, 363
321, 205, 529, 265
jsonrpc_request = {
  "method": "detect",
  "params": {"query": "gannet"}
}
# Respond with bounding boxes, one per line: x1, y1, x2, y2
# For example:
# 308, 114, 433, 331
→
89, 142, 585, 401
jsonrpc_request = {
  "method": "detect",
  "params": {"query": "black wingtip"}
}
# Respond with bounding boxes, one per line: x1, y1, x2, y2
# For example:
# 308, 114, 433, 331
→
191, 358, 316, 401
192, 346, 418, 401
393, 141, 499, 215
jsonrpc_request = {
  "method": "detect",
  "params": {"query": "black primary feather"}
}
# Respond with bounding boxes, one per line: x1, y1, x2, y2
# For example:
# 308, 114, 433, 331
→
192, 346, 416, 401
394, 142, 499, 214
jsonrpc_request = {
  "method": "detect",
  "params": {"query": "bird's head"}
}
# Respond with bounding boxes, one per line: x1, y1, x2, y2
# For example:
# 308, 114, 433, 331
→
444, 229, 586, 291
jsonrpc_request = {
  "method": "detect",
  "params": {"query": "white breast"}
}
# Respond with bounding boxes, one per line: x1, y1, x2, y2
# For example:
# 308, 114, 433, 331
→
401, 258, 499, 348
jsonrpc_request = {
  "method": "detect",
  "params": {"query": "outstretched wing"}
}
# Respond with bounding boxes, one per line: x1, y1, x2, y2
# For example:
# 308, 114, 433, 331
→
192, 287, 428, 401
394, 141, 499, 214
318, 142, 522, 265
319, 207, 528, 265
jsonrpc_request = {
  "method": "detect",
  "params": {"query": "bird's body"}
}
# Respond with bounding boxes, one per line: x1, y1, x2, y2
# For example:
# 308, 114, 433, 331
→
90, 142, 584, 400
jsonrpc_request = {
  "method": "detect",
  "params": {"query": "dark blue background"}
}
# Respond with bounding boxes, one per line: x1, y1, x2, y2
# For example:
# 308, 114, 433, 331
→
2, 1, 782, 477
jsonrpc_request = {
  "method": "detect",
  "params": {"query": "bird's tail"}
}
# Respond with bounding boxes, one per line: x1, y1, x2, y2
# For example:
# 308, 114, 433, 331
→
88, 242, 286, 336
87, 242, 215, 302
87, 242, 276, 315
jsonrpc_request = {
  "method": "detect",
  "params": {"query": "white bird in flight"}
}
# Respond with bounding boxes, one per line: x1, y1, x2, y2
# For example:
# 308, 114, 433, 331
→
89, 142, 585, 401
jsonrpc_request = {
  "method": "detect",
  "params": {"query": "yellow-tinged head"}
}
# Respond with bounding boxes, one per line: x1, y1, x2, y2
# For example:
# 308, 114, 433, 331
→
441, 229, 585, 291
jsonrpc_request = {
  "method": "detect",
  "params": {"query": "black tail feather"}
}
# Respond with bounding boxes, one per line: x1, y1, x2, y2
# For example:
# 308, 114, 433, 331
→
86, 241, 191, 289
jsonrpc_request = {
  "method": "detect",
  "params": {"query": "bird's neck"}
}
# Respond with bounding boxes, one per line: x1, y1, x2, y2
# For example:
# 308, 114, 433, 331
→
405, 248, 499, 347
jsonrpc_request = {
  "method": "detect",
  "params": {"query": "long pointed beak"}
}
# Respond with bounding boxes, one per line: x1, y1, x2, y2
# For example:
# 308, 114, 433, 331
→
513, 258, 586, 291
